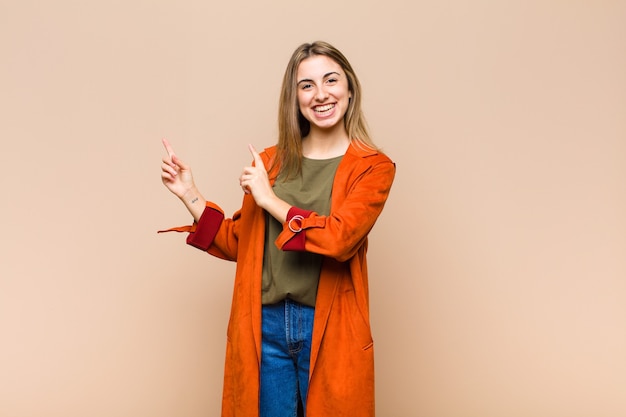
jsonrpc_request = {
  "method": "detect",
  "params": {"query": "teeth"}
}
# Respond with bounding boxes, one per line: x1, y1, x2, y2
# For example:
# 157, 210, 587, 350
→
314, 104, 334, 112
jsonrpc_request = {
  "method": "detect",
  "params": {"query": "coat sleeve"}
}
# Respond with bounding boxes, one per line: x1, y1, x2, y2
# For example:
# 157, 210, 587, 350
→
193, 202, 243, 261
160, 201, 242, 262
275, 155, 396, 262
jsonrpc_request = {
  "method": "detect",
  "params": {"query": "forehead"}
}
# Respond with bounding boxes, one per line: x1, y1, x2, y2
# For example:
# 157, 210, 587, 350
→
296, 55, 343, 79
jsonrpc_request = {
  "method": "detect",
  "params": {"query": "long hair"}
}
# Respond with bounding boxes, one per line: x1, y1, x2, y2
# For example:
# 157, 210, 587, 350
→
274, 41, 377, 179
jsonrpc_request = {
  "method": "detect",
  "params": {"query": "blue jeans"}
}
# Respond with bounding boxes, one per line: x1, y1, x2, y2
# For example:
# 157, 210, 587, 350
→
260, 299, 314, 417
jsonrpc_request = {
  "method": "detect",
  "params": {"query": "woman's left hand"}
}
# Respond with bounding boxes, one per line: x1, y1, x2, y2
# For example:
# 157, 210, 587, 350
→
240, 144, 274, 207
240, 145, 291, 222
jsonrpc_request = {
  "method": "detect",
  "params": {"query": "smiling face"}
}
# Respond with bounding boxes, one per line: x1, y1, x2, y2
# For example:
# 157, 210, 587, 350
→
296, 55, 352, 135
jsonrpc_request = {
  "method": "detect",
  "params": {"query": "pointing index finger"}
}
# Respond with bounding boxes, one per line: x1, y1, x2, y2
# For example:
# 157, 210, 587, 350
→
248, 144, 265, 169
162, 138, 175, 157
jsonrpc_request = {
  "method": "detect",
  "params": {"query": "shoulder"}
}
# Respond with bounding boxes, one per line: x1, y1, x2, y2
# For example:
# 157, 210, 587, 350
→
335, 142, 396, 191
344, 141, 395, 168
260, 145, 278, 161
262, 144, 278, 156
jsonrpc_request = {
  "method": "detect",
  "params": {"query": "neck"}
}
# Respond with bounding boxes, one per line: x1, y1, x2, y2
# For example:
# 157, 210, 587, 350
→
302, 125, 350, 159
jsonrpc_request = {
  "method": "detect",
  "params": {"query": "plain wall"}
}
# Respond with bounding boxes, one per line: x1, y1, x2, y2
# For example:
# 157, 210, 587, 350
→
1, 1, 625, 416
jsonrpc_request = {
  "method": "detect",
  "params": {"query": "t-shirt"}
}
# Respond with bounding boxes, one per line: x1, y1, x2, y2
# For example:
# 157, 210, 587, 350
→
261, 155, 343, 306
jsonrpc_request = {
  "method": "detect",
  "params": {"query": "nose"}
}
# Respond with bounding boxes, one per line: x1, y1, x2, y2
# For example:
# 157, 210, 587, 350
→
315, 86, 329, 101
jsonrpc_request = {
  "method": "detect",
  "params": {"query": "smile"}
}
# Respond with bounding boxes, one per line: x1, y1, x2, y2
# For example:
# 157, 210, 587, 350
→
313, 104, 335, 113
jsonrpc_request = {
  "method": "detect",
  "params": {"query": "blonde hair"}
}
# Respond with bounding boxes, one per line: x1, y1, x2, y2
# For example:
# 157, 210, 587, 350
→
274, 41, 376, 178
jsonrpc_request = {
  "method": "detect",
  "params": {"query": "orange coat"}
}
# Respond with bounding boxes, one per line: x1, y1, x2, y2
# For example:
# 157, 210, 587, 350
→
169, 142, 395, 416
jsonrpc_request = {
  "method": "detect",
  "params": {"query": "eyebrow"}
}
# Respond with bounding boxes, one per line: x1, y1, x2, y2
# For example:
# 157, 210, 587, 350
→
297, 71, 342, 85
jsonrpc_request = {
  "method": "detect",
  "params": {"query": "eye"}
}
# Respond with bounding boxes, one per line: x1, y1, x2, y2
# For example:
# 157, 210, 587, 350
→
326, 78, 337, 84
300, 83, 313, 90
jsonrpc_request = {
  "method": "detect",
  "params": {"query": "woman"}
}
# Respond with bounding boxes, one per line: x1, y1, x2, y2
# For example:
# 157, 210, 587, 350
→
160, 41, 395, 417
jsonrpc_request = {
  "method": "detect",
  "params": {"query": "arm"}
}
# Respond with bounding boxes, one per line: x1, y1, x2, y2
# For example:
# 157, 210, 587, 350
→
275, 156, 396, 262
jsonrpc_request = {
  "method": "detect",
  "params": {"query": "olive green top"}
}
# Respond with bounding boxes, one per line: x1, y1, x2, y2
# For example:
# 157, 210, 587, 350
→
261, 155, 343, 306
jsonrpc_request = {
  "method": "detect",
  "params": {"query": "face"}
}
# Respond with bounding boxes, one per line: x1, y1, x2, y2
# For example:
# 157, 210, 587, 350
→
296, 55, 352, 134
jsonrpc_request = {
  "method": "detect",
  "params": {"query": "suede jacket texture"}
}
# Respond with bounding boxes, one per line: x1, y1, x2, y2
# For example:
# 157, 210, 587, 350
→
166, 142, 395, 416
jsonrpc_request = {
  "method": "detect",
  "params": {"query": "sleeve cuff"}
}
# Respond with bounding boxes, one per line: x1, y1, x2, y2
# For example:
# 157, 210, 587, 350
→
185, 205, 224, 251
281, 206, 313, 251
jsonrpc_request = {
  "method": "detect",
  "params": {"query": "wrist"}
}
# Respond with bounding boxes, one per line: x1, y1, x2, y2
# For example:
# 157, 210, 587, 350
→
262, 194, 291, 223
257, 192, 277, 211
181, 187, 206, 221
180, 187, 206, 212
180, 186, 199, 203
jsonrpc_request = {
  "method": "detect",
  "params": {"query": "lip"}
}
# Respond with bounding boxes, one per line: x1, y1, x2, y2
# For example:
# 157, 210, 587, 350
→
312, 103, 336, 118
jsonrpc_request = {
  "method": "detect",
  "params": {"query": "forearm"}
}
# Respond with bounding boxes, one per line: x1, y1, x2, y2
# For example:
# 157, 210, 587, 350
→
258, 194, 291, 224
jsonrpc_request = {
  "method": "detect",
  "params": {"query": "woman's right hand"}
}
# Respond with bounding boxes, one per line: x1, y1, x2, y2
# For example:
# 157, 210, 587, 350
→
161, 138, 206, 221
161, 138, 195, 199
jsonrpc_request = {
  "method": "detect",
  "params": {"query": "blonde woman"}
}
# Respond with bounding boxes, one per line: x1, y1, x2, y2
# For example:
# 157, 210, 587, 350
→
161, 41, 395, 417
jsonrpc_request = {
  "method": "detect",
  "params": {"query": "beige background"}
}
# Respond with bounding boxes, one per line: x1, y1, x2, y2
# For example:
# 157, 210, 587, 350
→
1, 1, 625, 416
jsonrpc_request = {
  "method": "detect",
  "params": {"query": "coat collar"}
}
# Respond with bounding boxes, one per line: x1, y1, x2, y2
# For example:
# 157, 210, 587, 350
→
263, 140, 379, 163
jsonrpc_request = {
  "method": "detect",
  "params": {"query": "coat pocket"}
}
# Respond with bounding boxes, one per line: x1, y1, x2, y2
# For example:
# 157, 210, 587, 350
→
343, 289, 374, 351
